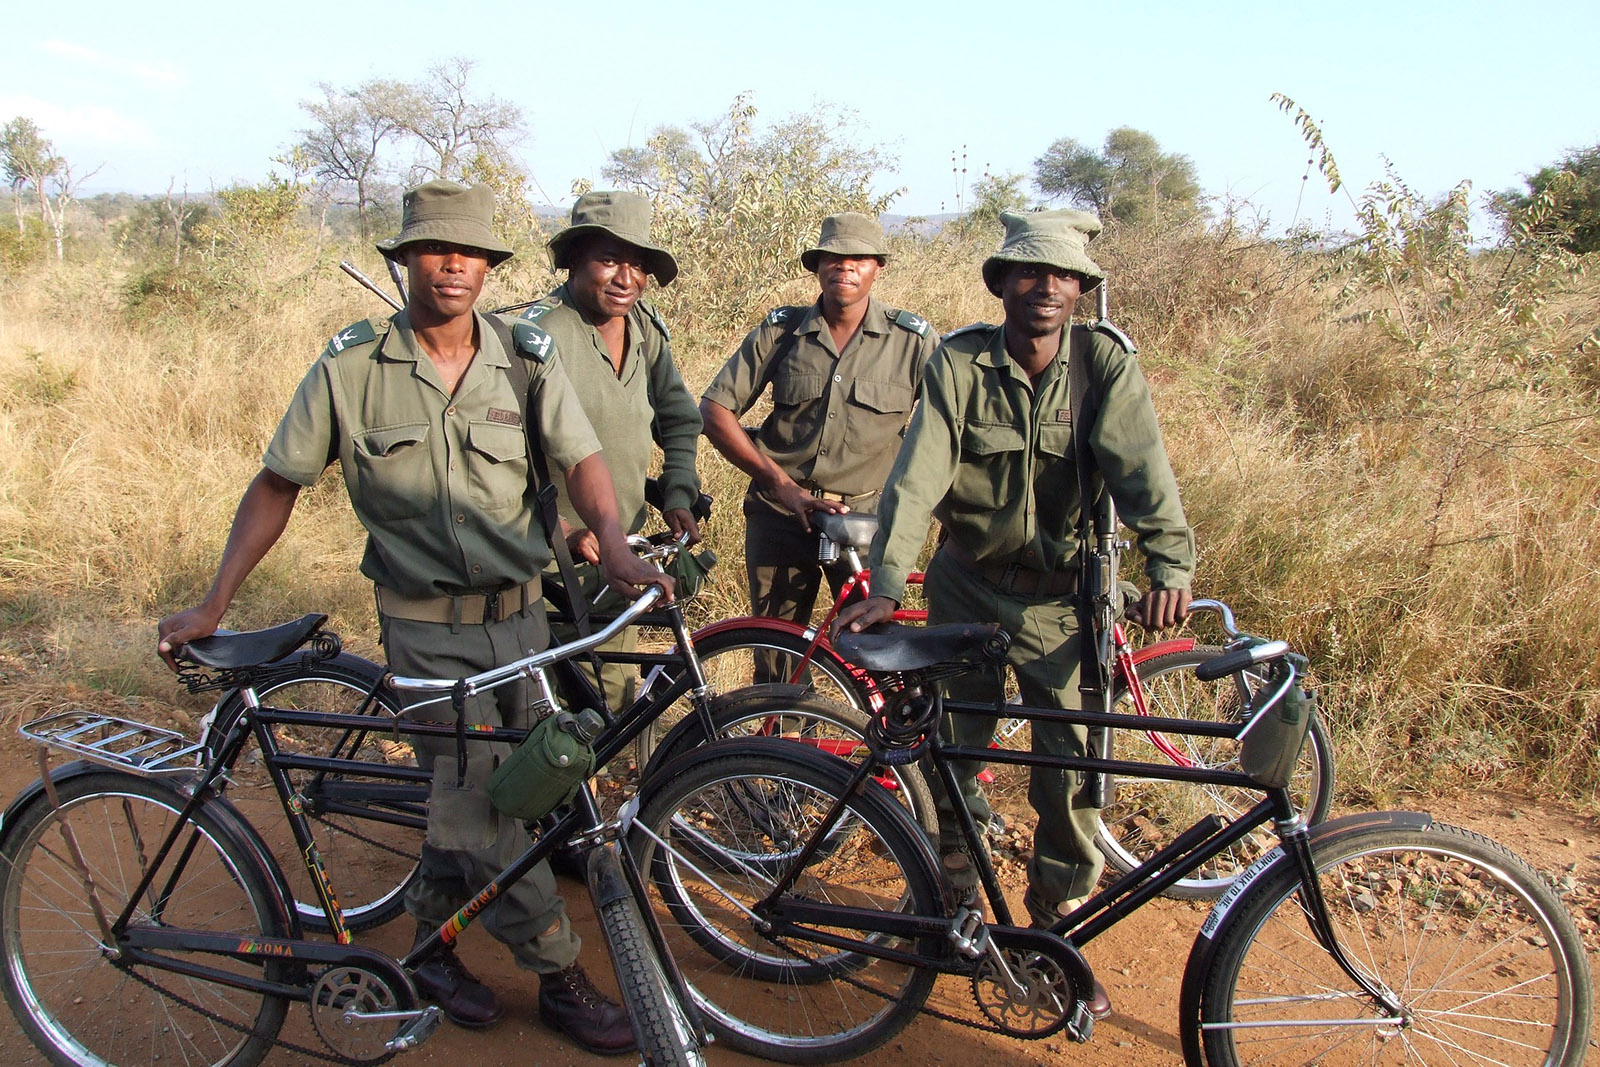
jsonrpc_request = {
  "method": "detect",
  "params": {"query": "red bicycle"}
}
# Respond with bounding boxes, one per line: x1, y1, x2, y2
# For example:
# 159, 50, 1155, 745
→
672, 512, 1335, 898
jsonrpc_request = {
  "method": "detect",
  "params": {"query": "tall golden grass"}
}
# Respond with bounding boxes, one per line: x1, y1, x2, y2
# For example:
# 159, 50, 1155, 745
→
0, 191, 1595, 803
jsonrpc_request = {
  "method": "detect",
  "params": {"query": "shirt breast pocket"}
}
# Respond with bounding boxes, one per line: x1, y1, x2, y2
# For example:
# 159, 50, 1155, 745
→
350, 423, 436, 522
954, 421, 1025, 509
771, 372, 827, 409
464, 421, 530, 514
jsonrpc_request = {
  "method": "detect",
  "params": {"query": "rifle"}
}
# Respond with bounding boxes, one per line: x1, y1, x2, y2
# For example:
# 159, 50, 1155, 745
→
338, 260, 403, 312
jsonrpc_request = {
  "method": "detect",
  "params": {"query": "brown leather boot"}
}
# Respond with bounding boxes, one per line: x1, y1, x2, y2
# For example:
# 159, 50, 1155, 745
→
409, 925, 504, 1029
538, 963, 635, 1055
1023, 892, 1111, 1020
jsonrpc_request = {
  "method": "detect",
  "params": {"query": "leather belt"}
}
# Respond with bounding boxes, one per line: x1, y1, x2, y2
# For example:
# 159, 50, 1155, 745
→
799, 481, 880, 506
942, 541, 1078, 598
375, 579, 540, 626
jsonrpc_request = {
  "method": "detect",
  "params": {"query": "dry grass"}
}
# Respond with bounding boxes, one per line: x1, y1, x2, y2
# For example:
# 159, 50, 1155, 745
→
1, 211, 1596, 804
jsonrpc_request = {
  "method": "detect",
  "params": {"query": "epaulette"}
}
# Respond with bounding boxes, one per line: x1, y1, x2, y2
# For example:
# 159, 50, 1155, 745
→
326, 318, 385, 355
1090, 318, 1138, 354
764, 306, 799, 327
639, 299, 672, 341
887, 308, 931, 338
510, 320, 555, 363
940, 322, 995, 343
519, 300, 558, 323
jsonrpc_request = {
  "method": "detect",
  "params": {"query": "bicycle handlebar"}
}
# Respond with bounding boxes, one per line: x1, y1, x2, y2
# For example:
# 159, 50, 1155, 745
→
1193, 639, 1291, 682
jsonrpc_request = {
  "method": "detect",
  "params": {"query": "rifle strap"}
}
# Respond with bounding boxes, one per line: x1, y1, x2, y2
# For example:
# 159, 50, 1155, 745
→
487, 317, 606, 704
1069, 328, 1108, 714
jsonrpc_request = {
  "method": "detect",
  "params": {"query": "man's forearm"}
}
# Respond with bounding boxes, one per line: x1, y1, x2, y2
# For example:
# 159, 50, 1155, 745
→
699, 399, 788, 492
204, 468, 303, 611
564, 453, 629, 554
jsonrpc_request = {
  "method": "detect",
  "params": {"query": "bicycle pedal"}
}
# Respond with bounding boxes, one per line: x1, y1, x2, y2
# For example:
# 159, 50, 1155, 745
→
946, 907, 991, 959
386, 1005, 443, 1052
1065, 1001, 1094, 1043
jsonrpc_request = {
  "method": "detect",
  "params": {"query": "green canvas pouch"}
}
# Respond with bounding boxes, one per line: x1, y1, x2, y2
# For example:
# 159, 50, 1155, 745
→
487, 710, 600, 821
1239, 673, 1315, 790
424, 756, 498, 851
664, 545, 717, 600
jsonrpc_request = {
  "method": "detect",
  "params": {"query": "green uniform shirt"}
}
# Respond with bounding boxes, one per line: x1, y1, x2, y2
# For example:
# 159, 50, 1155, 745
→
264, 309, 602, 599
701, 296, 937, 508
514, 285, 701, 534
868, 322, 1194, 605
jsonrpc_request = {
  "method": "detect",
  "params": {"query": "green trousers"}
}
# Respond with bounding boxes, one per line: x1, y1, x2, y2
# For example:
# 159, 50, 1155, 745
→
744, 505, 863, 684
924, 549, 1105, 904
382, 608, 580, 974
546, 559, 637, 718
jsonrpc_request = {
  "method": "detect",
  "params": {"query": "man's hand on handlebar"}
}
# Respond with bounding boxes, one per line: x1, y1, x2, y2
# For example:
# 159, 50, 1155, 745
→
662, 507, 702, 546
1130, 587, 1191, 631
599, 538, 675, 603
832, 595, 897, 640
156, 603, 225, 673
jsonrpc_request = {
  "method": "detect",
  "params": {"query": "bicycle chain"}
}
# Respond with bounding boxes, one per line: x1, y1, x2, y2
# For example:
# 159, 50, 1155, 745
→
121, 957, 373, 1065
310, 810, 417, 861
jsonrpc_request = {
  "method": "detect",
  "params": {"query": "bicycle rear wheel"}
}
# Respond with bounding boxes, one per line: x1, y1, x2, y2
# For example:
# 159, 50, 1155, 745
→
214, 653, 423, 932
0, 770, 293, 1067
690, 626, 872, 712
1190, 820, 1591, 1065
630, 741, 942, 1064
1094, 646, 1334, 899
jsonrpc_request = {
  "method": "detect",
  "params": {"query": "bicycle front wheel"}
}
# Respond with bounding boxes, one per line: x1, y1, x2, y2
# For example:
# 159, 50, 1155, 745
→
1191, 820, 1591, 1066
1094, 646, 1335, 899
630, 742, 942, 1064
0, 770, 293, 1067
215, 652, 423, 932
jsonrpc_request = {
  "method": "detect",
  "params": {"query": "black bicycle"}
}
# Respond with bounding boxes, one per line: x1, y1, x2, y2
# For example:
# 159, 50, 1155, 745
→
0, 587, 709, 1067
623, 620, 1592, 1064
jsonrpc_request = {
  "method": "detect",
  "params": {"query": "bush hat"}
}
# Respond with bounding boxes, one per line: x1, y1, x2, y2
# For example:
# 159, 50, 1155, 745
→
801, 212, 889, 273
376, 180, 514, 267
981, 209, 1105, 296
548, 191, 678, 286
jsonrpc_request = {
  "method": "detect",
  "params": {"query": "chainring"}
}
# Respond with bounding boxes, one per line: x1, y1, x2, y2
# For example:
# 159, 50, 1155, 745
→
970, 926, 1095, 1040
310, 965, 407, 1063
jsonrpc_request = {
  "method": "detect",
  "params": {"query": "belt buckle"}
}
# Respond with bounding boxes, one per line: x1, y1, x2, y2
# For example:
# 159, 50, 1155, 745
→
483, 588, 502, 621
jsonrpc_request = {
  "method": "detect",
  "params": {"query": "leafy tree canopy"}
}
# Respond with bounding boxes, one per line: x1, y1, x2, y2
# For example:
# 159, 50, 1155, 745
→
1034, 126, 1202, 226
1496, 144, 1600, 254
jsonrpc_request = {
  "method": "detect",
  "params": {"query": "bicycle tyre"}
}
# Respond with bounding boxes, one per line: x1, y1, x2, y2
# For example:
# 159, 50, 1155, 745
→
1093, 646, 1335, 899
588, 847, 705, 1067
690, 626, 873, 713
213, 653, 423, 932
1188, 819, 1591, 1066
0, 770, 294, 1067
630, 740, 942, 1064
644, 683, 938, 837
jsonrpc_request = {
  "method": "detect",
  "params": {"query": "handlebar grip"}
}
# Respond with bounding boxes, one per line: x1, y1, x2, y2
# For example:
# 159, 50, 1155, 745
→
1194, 639, 1290, 682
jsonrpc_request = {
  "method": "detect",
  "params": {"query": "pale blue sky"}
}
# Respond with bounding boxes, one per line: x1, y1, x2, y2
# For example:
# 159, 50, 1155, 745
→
4, 0, 1596, 235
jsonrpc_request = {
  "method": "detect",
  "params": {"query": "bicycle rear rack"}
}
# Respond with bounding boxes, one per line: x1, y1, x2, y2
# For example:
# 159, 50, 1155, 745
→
21, 712, 204, 778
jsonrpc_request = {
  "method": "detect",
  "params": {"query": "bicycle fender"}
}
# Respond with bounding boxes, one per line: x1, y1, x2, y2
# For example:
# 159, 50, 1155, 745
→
1176, 810, 1435, 1064
0, 758, 99, 841
585, 844, 630, 909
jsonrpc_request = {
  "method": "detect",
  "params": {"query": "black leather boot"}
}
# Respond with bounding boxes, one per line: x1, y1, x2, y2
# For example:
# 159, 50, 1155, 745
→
409, 925, 504, 1029
538, 963, 635, 1055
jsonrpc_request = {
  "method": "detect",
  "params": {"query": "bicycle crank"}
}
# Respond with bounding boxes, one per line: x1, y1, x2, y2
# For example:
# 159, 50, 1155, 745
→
310, 961, 440, 1062
970, 926, 1096, 1042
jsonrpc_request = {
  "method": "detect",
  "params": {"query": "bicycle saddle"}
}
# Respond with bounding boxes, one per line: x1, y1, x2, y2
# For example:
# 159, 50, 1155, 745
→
835, 621, 1005, 672
180, 613, 330, 670
815, 512, 879, 550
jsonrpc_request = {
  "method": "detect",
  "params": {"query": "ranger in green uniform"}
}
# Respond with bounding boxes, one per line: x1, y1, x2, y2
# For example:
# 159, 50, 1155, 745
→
835, 209, 1195, 1021
700, 212, 937, 674
157, 181, 668, 1055
520, 191, 702, 714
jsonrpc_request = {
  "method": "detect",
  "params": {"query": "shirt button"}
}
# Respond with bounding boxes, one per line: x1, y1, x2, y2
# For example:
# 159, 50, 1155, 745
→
819, 448, 828, 456
833, 374, 842, 382
455, 513, 466, 524
471, 564, 482, 574
446, 406, 457, 416
827, 412, 835, 419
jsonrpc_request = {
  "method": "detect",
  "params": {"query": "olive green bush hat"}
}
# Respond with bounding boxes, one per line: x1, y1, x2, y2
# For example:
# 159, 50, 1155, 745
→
981, 208, 1105, 296
548, 190, 679, 285
375, 180, 514, 266
801, 212, 888, 273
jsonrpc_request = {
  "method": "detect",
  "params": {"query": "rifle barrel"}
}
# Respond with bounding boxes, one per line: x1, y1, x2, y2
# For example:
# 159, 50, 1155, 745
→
339, 260, 404, 312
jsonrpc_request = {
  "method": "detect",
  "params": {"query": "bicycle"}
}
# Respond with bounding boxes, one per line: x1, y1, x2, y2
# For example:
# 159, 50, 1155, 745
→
623, 621, 1591, 1064
663, 509, 1335, 897
0, 586, 711, 1067
202, 535, 938, 937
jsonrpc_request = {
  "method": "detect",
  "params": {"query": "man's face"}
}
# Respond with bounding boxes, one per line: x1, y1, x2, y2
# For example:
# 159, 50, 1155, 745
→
815, 253, 882, 312
1000, 262, 1082, 338
568, 236, 649, 322
404, 241, 490, 322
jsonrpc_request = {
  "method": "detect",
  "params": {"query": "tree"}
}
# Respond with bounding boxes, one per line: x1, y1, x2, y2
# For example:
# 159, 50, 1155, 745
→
2, 117, 61, 234
389, 58, 524, 183
961, 172, 1031, 231
297, 80, 405, 239
1034, 126, 1202, 225
1495, 144, 1600, 254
